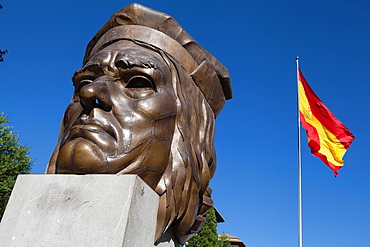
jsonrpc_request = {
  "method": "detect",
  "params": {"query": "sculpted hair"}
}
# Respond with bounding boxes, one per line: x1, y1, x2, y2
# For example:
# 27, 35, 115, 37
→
154, 49, 216, 244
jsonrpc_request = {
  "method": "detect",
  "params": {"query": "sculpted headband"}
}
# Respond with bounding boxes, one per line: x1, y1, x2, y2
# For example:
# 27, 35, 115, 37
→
83, 3, 232, 116
88, 25, 199, 74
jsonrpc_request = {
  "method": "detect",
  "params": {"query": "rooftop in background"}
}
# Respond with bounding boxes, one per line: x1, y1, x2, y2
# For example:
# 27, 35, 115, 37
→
218, 234, 247, 247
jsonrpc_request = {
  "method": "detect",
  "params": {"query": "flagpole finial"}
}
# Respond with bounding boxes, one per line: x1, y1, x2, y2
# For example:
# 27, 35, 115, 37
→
296, 56, 300, 60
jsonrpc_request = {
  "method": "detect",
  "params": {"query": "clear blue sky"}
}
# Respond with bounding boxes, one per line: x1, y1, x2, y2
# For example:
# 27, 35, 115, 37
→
1, 1, 369, 246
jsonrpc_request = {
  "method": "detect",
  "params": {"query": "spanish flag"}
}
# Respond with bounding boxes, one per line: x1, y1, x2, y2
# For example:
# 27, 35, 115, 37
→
298, 68, 354, 176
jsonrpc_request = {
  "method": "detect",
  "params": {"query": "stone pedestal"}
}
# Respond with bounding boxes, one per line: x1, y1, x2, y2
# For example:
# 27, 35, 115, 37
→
0, 174, 161, 246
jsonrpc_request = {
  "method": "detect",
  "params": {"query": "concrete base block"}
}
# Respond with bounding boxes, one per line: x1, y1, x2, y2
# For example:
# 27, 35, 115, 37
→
0, 174, 160, 247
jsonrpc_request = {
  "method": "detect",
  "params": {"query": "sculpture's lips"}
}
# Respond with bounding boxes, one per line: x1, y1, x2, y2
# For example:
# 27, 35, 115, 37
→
70, 124, 105, 135
67, 118, 117, 145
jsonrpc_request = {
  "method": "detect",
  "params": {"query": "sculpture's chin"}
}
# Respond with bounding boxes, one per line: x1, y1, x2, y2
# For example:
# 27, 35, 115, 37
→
56, 139, 108, 174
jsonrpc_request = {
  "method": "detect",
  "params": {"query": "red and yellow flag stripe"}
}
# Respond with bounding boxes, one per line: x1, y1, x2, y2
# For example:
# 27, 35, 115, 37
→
298, 68, 354, 176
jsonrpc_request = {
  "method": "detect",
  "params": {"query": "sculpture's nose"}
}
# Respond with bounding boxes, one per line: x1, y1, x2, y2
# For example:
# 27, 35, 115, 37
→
79, 76, 113, 112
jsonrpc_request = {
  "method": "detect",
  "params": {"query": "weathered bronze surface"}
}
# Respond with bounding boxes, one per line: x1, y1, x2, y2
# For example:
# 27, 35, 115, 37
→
46, 3, 232, 244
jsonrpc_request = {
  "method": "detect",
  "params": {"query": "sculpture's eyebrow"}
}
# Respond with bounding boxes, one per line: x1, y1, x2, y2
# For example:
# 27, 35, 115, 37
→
82, 64, 106, 75
72, 57, 158, 84
115, 57, 157, 70
72, 64, 105, 83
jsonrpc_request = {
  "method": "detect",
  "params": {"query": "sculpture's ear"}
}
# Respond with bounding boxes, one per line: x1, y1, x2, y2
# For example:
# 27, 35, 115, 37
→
45, 116, 65, 174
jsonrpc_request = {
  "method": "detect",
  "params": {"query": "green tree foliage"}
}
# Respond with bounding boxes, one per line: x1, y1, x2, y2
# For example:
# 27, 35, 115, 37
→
0, 49, 8, 62
187, 207, 230, 247
0, 4, 7, 62
187, 207, 218, 247
0, 113, 32, 220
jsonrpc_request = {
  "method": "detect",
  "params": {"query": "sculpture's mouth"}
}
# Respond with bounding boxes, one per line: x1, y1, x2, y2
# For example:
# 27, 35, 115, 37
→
64, 117, 118, 152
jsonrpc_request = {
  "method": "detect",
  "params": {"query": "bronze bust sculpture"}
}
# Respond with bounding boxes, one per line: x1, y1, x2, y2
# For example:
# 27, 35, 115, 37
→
46, 3, 232, 244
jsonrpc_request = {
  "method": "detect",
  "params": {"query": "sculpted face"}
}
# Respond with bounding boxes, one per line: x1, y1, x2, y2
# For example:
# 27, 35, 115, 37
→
54, 40, 177, 189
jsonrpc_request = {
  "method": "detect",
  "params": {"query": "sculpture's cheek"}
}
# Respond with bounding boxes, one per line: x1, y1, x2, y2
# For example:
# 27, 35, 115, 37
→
136, 89, 177, 119
62, 102, 82, 130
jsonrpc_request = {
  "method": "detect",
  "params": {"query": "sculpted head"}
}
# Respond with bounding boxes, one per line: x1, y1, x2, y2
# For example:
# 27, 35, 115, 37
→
51, 40, 176, 190
46, 3, 232, 244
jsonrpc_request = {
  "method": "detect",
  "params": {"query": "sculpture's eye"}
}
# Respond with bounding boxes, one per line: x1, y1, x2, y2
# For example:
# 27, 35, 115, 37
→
124, 75, 156, 99
126, 75, 154, 89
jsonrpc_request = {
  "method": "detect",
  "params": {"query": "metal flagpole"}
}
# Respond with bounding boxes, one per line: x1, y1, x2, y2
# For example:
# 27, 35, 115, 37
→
296, 57, 303, 247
